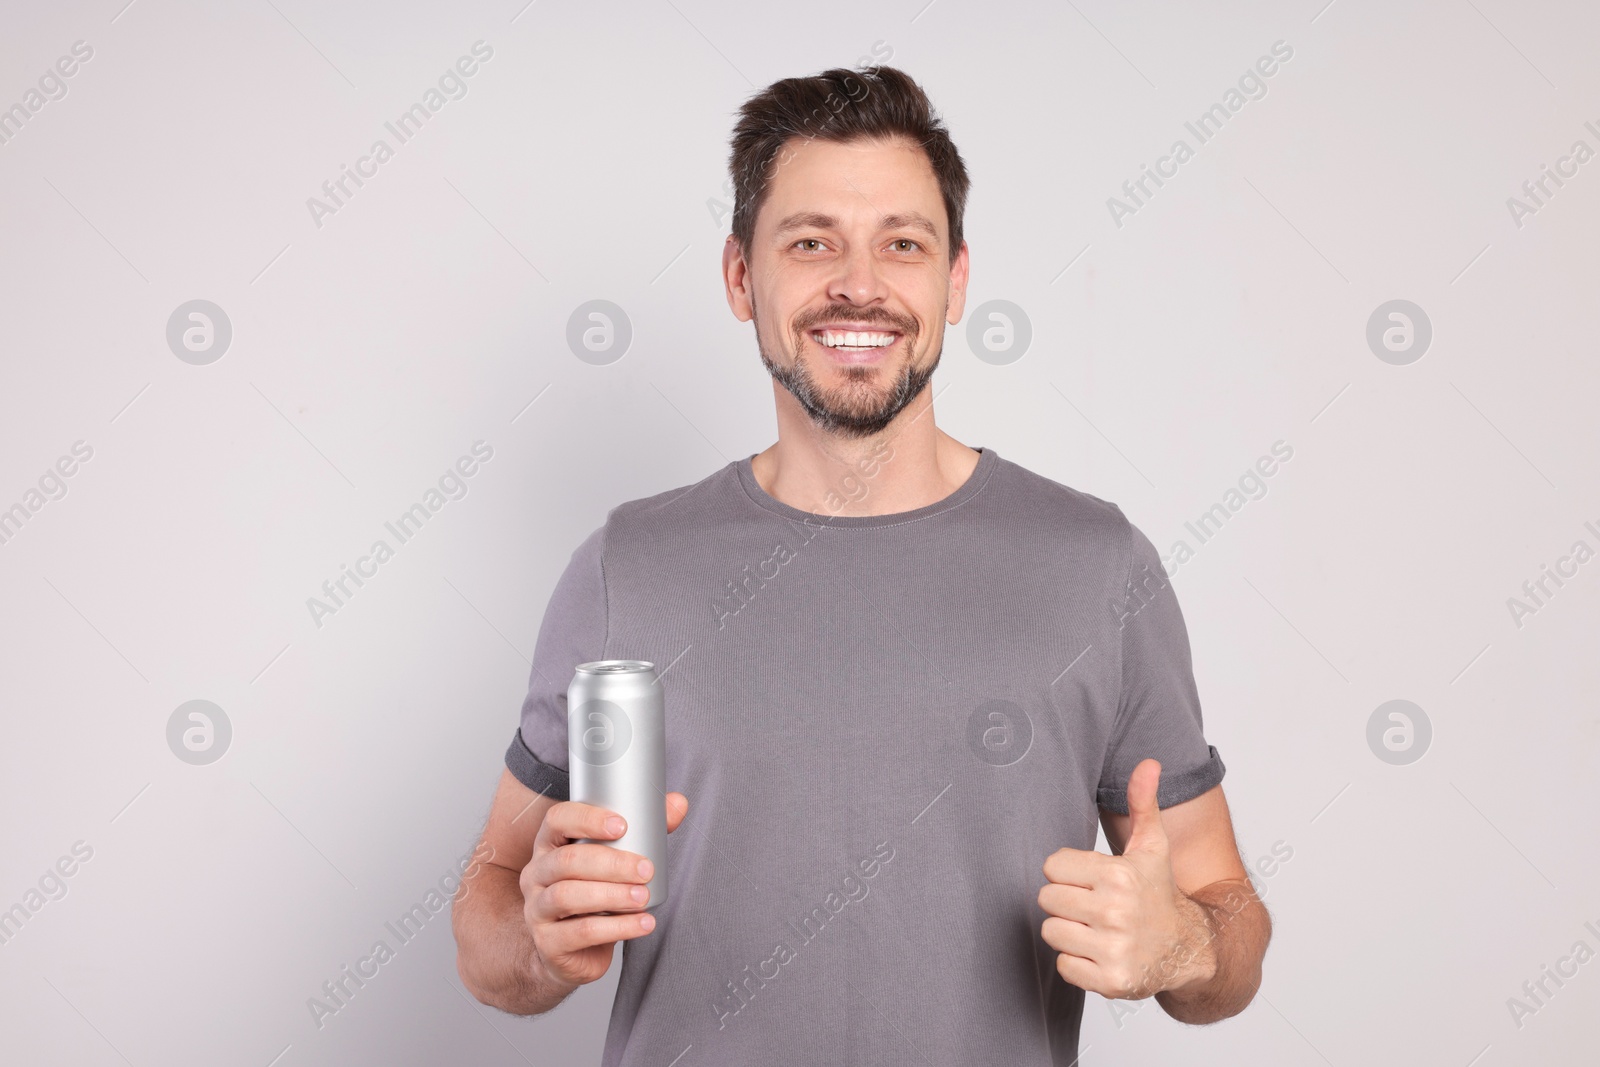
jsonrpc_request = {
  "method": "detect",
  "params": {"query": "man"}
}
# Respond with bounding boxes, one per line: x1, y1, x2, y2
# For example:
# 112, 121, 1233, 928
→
453, 65, 1270, 1064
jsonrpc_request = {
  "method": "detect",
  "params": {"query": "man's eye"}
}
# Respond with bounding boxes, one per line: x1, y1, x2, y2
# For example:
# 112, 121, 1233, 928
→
795, 239, 827, 252
891, 239, 920, 252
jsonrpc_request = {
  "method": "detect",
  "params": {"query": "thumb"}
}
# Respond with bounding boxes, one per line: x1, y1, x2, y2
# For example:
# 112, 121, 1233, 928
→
665, 792, 690, 833
1124, 759, 1167, 854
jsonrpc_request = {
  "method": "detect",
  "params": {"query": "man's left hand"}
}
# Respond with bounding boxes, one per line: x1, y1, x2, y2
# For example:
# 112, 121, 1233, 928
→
1037, 758, 1218, 1000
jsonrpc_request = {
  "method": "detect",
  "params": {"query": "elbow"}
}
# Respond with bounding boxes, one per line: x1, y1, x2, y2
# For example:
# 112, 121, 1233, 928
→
454, 935, 515, 1014
449, 893, 494, 1009
455, 948, 493, 1010
1158, 891, 1273, 1025
455, 948, 479, 1002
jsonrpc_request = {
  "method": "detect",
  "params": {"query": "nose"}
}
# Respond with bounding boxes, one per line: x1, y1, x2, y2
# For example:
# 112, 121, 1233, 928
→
827, 240, 891, 308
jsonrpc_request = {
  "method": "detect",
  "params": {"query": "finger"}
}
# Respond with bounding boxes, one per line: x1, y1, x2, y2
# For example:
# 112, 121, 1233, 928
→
1055, 945, 1149, 1001
1123, 758, 1168, 856
540, 800, 628, 849
531, 876, 653, 923
1040, 915, 1099, 960
665, 792, 689, 833
532, 841, 653, 891
1042, 846, 1113, 888
1037, 882, 1102, 925
540, 910, 657, 957
1052, 950, 1103, 995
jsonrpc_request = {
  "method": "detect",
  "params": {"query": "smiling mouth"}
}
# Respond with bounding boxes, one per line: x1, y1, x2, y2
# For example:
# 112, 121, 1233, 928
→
809, 328, 901, 357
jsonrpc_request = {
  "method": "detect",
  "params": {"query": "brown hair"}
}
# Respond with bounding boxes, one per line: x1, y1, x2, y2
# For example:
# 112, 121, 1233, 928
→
727, 65, 970, 265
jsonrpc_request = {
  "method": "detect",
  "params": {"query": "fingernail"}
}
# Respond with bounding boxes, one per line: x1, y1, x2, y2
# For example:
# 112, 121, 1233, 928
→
637, 858, 653, 879
640, 913, 655, 931
630, 884, 648, 903
605, 816, 626, 836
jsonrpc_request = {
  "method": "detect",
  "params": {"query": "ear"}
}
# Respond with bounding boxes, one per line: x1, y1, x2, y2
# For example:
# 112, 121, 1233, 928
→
946, 240, 970, 325
723, 235, 754, 322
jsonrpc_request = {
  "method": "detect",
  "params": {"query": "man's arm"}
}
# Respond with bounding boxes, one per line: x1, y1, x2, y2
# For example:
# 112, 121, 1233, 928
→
1040, 760, 1270, 1025
453, 767, 688, 1015
452, 769, 574, 1015
1098, 767, 1271, 1023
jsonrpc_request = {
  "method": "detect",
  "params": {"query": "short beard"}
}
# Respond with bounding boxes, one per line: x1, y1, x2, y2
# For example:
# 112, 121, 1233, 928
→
754, 301, 941, 440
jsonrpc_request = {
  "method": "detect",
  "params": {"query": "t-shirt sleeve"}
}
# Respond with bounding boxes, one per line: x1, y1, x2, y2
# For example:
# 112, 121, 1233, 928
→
504, 522, 607, 801
1096, 517, 1225, 815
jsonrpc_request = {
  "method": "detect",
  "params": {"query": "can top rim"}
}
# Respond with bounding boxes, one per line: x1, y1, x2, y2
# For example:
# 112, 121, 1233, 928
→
575, 659, 656, 675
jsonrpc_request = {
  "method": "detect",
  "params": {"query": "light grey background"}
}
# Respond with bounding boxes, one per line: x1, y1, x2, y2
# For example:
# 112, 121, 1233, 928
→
1, 1, 1595, 1064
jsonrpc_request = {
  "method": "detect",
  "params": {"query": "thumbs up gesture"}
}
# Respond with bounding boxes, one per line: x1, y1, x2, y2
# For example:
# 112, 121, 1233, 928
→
1038, 758, 1217, 1000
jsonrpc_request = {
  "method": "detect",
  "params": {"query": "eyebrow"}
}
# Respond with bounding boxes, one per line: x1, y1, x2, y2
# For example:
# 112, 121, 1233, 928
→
772, 211, 940, 241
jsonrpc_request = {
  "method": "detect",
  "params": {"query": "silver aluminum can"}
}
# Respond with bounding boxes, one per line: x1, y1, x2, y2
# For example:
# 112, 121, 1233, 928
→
568, 659, 668, 909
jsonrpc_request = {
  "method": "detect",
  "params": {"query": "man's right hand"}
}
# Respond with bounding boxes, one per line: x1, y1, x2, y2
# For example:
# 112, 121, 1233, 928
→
520, 793, 690, 991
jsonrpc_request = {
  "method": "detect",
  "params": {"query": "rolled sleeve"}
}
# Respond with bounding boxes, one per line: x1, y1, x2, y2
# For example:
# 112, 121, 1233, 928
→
505, 522, 608, 803
1097, 518, 1225, 815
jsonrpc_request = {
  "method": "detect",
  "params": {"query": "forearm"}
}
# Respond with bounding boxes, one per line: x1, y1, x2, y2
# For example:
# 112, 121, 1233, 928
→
452, 863, 577, 1016
1156, 878, 1271, 1024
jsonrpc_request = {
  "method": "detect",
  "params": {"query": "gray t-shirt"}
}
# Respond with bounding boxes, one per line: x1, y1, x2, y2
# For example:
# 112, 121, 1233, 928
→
505, 445, 1224, 1066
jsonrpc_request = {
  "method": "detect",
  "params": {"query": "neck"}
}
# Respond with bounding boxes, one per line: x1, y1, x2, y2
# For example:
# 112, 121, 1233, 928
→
749, 381, 981, 517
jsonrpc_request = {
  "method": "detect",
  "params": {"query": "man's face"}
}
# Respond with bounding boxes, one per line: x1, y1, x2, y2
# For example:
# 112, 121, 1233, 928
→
723, 134, 969, 439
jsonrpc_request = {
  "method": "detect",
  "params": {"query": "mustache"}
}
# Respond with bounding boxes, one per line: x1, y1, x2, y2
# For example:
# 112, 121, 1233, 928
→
793, 306, 917, 334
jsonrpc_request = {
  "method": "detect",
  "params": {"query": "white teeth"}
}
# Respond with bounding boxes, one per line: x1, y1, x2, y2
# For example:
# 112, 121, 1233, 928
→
813, 329, 896, 348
